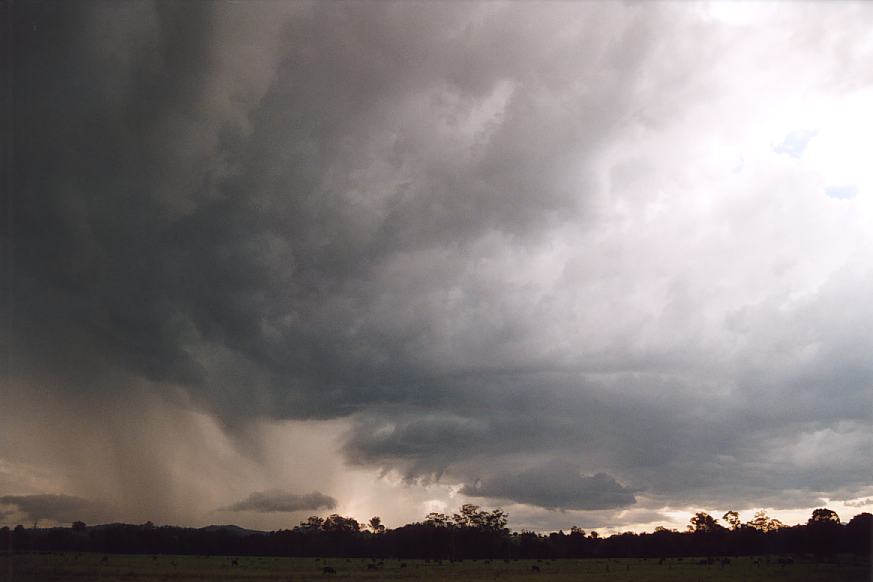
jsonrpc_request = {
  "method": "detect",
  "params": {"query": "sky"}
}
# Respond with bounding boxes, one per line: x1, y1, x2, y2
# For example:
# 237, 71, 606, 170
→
2, 1, 872, 534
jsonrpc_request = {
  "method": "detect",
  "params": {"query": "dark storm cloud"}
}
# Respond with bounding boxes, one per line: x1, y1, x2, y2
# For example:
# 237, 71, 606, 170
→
0, 495, 112, 524
10, 1, 684, 419
222, 491, 336, 513
7, 0, 873, 521
460, 462, 636, 510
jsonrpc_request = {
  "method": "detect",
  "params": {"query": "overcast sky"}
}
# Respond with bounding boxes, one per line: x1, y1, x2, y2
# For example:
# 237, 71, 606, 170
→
3, 1, 872, 533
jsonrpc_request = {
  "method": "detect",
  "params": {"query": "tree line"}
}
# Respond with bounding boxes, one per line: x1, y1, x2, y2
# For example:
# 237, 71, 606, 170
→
2, 504, 870, 560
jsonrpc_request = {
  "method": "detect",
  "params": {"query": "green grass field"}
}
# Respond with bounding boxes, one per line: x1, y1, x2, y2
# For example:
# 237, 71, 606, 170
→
1, 553, 869, 581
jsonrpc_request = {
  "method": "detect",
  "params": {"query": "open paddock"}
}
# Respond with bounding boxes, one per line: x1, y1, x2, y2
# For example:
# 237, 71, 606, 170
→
1, 553, 869, 581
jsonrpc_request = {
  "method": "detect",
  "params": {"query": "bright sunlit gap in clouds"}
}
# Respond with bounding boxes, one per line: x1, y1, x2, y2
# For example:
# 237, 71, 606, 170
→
3, 0, 873, 536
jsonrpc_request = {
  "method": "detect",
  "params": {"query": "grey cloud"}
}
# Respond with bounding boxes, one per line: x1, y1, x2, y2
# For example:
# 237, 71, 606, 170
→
0, 495, 113, 525
10, 1, 697, 420
222, 491, 337, 513
7, 0, 873, 528
460, 462, 636, 510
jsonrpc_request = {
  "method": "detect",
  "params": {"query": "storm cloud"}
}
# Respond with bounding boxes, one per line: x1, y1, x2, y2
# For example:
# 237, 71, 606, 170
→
460, 463, 636, 511
222, 491, 337, 513
0, 495, 113, 525
4, 0, 873, 530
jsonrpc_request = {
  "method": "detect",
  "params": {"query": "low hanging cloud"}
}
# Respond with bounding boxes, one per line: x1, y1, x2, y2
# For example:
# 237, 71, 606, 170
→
0, 494, 113, 524
221, 491, 337, 513
460, 462, 636, 511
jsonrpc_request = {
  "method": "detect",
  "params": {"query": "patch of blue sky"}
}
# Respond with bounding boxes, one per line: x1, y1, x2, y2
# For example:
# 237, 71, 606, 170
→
825, 185, 859, 199
774, 129, 818, 158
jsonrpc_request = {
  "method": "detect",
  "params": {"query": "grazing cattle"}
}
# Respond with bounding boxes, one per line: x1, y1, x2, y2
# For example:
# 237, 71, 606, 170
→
531, 565, 540, 572
231, 559, 239, 566
367, 563, 378, 570
322, 565, 336, 574
400, 562, 407, 568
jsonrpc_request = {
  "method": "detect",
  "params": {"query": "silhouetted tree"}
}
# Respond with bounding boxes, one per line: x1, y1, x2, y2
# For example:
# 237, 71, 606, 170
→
367, 516, 385, 534
451, 504, 508, 532
722, 511, 740, 530
299, 516, 325, 532
845, 513, 872, 555
808, 508, 840, 526
323, 514, 360, 533
7, 504, 871, 560
423, 512, 450, 528
688, 512, 722, 533
746, 510, 784, 532
805, 508, 842, 559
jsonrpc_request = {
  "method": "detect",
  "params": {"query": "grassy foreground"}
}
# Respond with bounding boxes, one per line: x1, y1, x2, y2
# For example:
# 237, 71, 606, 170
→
1, 553, 869, 581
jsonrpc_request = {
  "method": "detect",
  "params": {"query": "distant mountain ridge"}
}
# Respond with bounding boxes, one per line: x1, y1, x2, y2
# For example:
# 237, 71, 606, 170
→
199, 524, 264, 536
17, 522, 266, 537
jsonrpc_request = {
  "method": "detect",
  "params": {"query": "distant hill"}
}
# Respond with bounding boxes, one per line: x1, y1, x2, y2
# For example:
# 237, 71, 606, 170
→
199, 524, 264, 537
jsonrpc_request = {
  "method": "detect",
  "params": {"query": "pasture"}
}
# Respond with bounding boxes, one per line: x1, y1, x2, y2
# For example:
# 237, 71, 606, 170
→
1, 553, 869, 581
